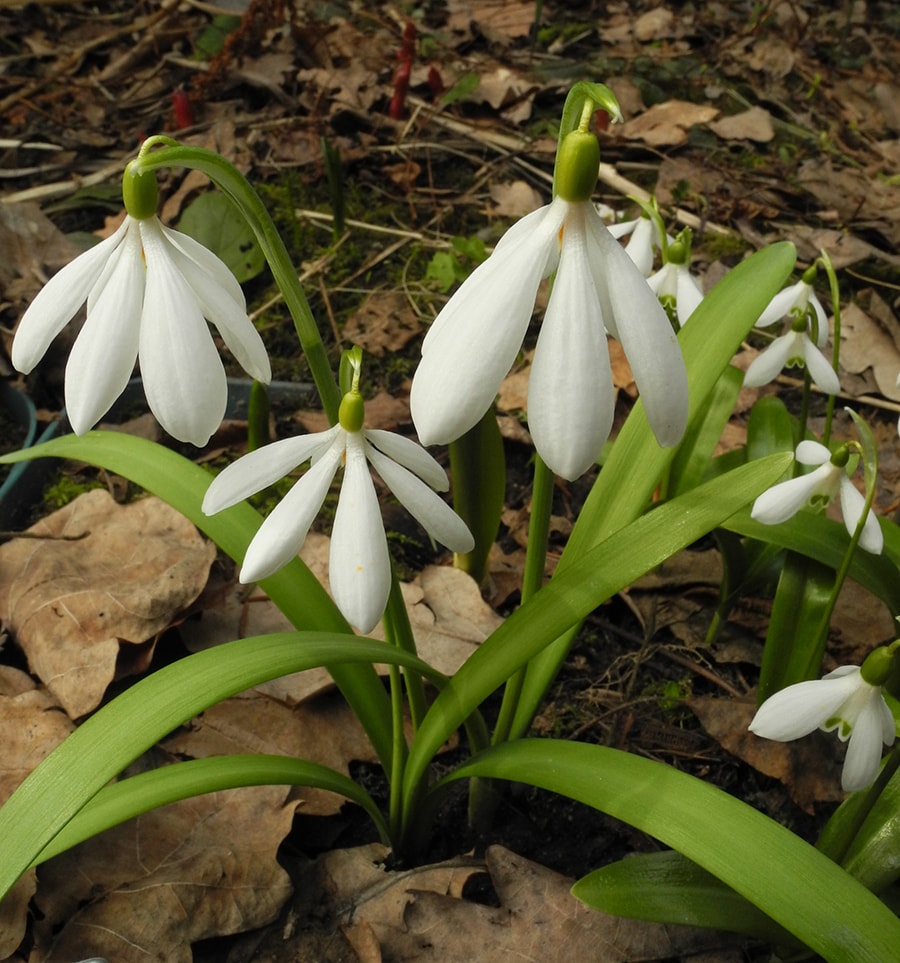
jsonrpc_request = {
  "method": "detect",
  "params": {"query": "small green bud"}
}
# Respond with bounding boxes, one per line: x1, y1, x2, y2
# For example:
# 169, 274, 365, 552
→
801, 263, 818, 285
861, 644, 898, 686
555, 130, 600, 202
338, 390, 365, 433
829, 444, 850, 469
122, 162, 159, 220
790, 314, 808, 333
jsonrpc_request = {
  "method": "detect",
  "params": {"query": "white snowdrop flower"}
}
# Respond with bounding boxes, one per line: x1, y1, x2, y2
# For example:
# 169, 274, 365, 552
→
410, 130, 688, 482
607, 213, 663, 277
646, 261, 704, 327
12, 163, 271, 446
743, 268, 838, 395
750, 653, 897, 792
202, 380, 474, 633
750, 440, 883, 554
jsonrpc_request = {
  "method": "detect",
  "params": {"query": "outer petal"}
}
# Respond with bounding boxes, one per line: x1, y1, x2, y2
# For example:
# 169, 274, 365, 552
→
64, 221, 144, 434
809, 293, 829, 348
755, 281, 803, 329
750, 463, 835, 525
201, 427, 339, 514
795, 439, 831, 466
239, 434, 344, 582
138, 219, 227, 446
329, 433, 391, 633
161, 225, 271, 384
675, 267, 704, 325
12, 218, 130, 373
838, 475, 884, 555
749, 669, 862, 741
801, 337, 840, 395
410, 201, 567, 446
528, 205, 614, 480
364, 428, 448, 491
623, 217, 656, 276
365, 442, 474, 553
742, 333, 799, 387
584, 206, 688, 447
841, 691, 890, 791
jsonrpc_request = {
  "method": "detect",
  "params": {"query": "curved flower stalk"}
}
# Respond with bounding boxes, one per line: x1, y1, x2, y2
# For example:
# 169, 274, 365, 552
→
12, 162, 271, 447
750, 646, 898, 791
646, 230, 703, 328
743, 266, 838, 395
410, 127, 688, 482
751, 439, 883, 554
203, 354, 474, 633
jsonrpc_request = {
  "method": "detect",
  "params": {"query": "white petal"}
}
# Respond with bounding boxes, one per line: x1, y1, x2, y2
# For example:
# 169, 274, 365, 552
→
841, 692, 889, 791
645, 262, 676, 300
364, 428, 448, 491
809, 293, 829, 348
750, 463, 834, 525
795, 440, 831, 466
755, 281, 803, 329
749, 671, 862, 741
742, 333, 798, 387
839, 475, 883, 555
584, 207, 688, 447
64, 224, 144, 433
411, 201, 566, 446
802, 337, 840, 395
12, 219, 131, 373
528, 206, 614, 479
201, 427, 339, 514
161, 226, 271, 384
623, 218, 655, 276
606, 217, 639, 240
675, 267, 704, 325
138, 219, 227, 446
365, 442, 474, 552
239, 436, 344, 582
329, 433, 391, 633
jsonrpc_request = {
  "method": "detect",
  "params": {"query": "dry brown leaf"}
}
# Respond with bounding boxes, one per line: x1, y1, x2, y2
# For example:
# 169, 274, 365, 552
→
688, 696, 844, 812
0, 679, 74, 957
780, 225, 899, 269
620, 101, 719, 147
0, 490, 215, 718
450, 0, 542, 41
488, 180, 543, 217
29, 785, 294, 963
839, 301, 900, 401
709, 107, 774, 143
342, 290, 423, 357
633, 8, 676, 41
316, 844, 740, 962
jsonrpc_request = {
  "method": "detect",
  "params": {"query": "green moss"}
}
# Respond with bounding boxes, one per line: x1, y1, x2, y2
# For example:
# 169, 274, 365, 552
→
42, 474, 107, 511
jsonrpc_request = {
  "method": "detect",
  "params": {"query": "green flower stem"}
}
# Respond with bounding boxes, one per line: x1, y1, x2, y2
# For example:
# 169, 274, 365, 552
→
133, 141, 342, 423
491, 453, 555, 748
819, 249, 842, 446
387, 661, 409, 842
384, 573, 427, 730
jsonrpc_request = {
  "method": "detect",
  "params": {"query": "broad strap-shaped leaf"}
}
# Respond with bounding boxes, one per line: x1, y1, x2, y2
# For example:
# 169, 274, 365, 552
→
437, 739, 900, 961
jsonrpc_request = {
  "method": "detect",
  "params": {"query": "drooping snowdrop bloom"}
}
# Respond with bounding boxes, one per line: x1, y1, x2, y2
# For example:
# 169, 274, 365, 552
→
202, 370, 474, 633
751, 440, 883, 554
607, 212, 662, 277
410, 128, 688, 482
743, 266, 839, 395
646, 232, 703, 328
750, 646, 898, 791
12, 162, 271, 446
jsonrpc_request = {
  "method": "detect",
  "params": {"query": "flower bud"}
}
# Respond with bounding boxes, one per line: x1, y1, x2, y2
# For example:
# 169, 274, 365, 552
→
555, 130, 600, 203
122, 162, 159, 221
861, 644, 898, 687
829, 444, 850, 469
338, 390, 365, 433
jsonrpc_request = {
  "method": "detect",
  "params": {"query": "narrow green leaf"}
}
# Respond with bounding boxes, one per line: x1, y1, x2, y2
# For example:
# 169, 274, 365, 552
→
402, 453, 792, 833
177, 190, 265, 282
34, 754, 390, 865
438, 739, 900, 961
573, 850, 795, 945
0, 432, 395, 766
758, 550, 835, 701
0, 632, 441, 903
746, 395, 795, 462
